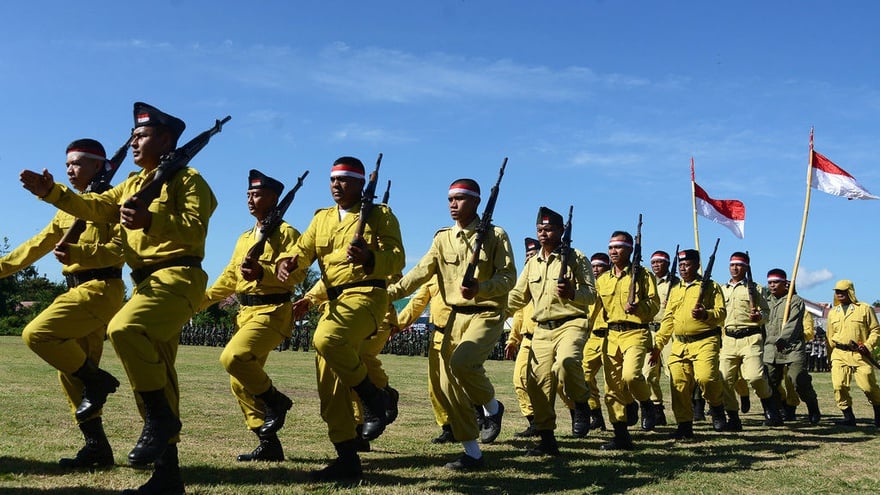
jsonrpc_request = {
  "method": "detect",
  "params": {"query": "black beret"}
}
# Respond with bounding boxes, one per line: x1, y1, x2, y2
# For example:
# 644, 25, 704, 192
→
678, 249, 700, 263
248, 169, 284, 196
133, 101, 186, 141
536, 206, 564, 227
524, 237, 540, 252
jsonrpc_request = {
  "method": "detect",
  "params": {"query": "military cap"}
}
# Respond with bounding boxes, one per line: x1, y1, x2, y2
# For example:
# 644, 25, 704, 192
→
66, 138, 106, 161
650, 251, 670, 263
536, 206, 564, 227
133, 101, 186, 141
524, 237, 540, 253
729, 251, 750, 266
766, 268, 787, 282
448, 178, 480, 198
678, 249, 700, 263
331, 156, 365, 180
248, 169, 284, 196
591, 252, 610, 267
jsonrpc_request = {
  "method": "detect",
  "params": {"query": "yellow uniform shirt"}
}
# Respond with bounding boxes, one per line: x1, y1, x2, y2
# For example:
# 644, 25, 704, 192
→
653, 274, 676, 324
721, 280, 769, 329
596, 265, 659, 324
507, 303, 537, 347
507, 248, 595, 323
397, 278, 452, 330
654, 277, 727, 351
827, 302, 880, 351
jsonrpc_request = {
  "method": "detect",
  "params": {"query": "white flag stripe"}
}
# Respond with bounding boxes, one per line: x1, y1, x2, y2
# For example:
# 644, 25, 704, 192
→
695, 197, 745, 239
812, 165, 878, 200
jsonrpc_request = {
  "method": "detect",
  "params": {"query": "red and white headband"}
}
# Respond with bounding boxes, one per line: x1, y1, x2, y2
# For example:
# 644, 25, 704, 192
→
330, 164, 365, 180
67, 148, 106, 161
650, 253, 670, 262
448, 183, 480, 198
608, 240, 633, 249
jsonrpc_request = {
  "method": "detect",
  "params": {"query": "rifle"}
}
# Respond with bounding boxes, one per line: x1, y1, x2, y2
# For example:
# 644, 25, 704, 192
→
60, 135, 133, 245
381, 180, 391, 205
695, 238, 721, 311
663, 243, 680, 308
243, 170, 309, 266
462, 157, 507, 288
348, 153, 382, 260
626, 214, 643, 308
557, 205, 574, 284
744, 250, 759, 313
124, 115, 231, 210
850, 340, 880, 370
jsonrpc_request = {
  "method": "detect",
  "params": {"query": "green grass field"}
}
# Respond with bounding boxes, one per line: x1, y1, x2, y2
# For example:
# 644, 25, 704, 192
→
1, 335, 878, 494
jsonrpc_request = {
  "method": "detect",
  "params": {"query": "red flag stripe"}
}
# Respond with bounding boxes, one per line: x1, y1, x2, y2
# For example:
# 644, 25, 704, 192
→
812, 150, 854, 179
693, 182, 746, 220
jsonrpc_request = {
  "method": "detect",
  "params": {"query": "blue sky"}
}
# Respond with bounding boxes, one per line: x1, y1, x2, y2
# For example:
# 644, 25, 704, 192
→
2, 1, 879, 305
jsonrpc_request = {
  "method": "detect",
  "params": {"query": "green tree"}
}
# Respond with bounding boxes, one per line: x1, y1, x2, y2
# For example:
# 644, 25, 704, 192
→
0, 237, 67, 335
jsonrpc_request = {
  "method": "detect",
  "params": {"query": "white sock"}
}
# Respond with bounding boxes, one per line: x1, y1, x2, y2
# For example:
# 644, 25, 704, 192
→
483, 398, 499, 416
463, 440, 482, 459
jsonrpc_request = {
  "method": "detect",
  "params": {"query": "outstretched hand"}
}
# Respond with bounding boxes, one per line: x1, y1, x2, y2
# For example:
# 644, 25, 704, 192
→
20, 169, 55, 198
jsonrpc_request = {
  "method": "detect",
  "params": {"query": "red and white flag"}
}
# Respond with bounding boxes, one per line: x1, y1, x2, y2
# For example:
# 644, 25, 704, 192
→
693, 182, 746, 239
811, 150, 878, 200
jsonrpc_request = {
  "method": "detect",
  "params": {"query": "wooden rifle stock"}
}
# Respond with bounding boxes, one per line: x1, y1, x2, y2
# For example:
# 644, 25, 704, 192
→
462, 157, 507, 287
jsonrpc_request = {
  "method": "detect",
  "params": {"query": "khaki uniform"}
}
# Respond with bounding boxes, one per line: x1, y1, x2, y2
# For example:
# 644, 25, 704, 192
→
42, 167, 216, 437
397, 279, 452, 427
201, 222, 301, 430
645, 273, 675, 406
507, 248, 595, 431
596, 266, 659, 423
826, 300, 880, 409
283, 202, 404, 443
5, 210, 125, 423
582, 294, 609, 411
654, 277, 727, 423
720, 281, 772, 410
765, 292, 818, 408
388, 218, 515, 442
507, 303, 537, 418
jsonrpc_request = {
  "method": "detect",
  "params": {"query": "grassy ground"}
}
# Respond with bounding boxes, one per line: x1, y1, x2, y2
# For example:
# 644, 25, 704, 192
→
0, 335, 878, 494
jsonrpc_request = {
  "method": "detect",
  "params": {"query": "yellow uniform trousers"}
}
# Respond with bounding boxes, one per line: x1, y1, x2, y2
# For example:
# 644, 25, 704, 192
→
720, 332, 772, 411
313, 288, 387, 443
513, 334, 534, 417
603, 327, 651, 423
219, 302, 293, 430
830, 348, 880, 408
109, 266, 207, 442
528, 321, 589, 430
643, 328, 671, 405
582, 330, 607, 410
442, 310, 504, 442
668, 335, 725, 423
428, 328, 451, 426
21, 279, 125, 423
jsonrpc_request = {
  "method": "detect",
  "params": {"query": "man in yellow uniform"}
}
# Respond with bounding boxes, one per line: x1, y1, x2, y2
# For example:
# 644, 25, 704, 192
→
596, 231, 659, 450
651, 249, 728, 440
397, 276, 453, 443
507, 207, 595, 457
645, 250, 675, 427
719, 252, 783, 429
21, 102, 217, 495
277, 156, 404, 482
763, 269, 821, 425
583, 252, 611, 431
825, 279, 880, 427
5, 139, 124, 468
387, 178, 516, 471
504, 237, 540, 438
200, 170, 302, 462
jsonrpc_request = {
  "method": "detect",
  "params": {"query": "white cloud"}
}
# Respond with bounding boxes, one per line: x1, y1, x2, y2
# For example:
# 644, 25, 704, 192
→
796, 267, 833, 289
330, 123, 413, 144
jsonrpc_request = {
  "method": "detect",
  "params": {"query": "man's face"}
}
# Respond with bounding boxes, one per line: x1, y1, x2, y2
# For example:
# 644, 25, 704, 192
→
247, 188, 278, 220
768, 279, 788, 297
536, 223, 562, 250
835, 289, 852, 305
130, 126, 173, 169
525, 249, 539, 261
679, 259, 698, 282
330, 175, 363, 209
65, 152, 103, 192
651, 258, 669, 278
729, 262, 746, 282
608, 236, 632, 267
592, 263, 609, 280
448, 193, 479, 223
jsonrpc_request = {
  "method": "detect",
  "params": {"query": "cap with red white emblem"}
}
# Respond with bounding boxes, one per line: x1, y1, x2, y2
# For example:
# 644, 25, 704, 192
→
536, 206, 563, 227
247, 169, 284, 195
133, 102, 186, 141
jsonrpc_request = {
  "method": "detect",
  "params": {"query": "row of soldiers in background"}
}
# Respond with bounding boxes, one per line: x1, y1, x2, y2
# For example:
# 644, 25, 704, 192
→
806, 335, 830, 372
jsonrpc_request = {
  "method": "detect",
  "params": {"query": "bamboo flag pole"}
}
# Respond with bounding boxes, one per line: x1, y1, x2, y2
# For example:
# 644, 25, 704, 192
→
782, 128, 816, 325
691, 157, 702, 271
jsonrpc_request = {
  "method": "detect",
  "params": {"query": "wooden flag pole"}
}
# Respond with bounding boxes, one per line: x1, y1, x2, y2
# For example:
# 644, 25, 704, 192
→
782, 127, 816, 324
691, 157, 702, 272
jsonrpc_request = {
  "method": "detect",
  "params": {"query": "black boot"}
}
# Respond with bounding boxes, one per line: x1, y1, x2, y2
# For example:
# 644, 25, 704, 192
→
525, 429, 560, 457
670, 421, 694, 440
59, 417, 114, 468
237, 428, 284, 462
256, 385, 293, 435
640, 401, 657, 431
354, 424, 371, 453
873, 404, 880, 427
121, 444, 184, 495
600, 422, 633, 450
572, 402, 591, 438
693, 398, 706, 421
589, 408, 606, 431
782, 404, 797, 422
309, 440, 362, 482
72, 359, 120, 422
654, 403, 668, 426
724, 410, 743, 432
710, 404, 727, 432
761, 397, 785, 427
836, 406, 856, 426
353, 377, 387, 441
740, 395, 751, 414
128, 390, 182, 467
625, 402, 639, 427
806, 399, 822, 425
480, 400, 504, 444
385, 385, 400, 425
432, 424, 455, 444
514, 415, 538, 438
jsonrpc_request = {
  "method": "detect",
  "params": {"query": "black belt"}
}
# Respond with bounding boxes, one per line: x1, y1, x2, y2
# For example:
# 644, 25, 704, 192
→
64, 267, 123, 289
725, 327, 763, 339
450, 305, 496, 315
592, 328, 608, 338
237, 292, 292, 306
608, 321, 649, 331
522, 333, 533, 339
833, 342, 859, 352
675, 327, 721, 344
433, 325, 446, 334
537, 315, 584, 330
131, 256, 202, 285
326, 279, 386, 301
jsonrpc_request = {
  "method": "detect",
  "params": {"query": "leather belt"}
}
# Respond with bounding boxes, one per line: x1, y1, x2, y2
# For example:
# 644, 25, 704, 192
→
237, 292, 292, 306
833, 342, 859, 352
131, 256, 202, 285
592, 328, 608, 338
326, 279, 386, 301
522, 333, 533, 339
725, 327, 763, 339
433, 325, 446, 334
537, 315, 583, 330
65, 267, 123, 289
608, 321, 649, 331
674, 327, 721, 344
450, 305, 495, 315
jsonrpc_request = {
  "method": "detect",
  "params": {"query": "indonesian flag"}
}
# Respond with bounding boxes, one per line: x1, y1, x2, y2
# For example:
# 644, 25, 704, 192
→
811, 151, 878, 200
693, 182, 746, 239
